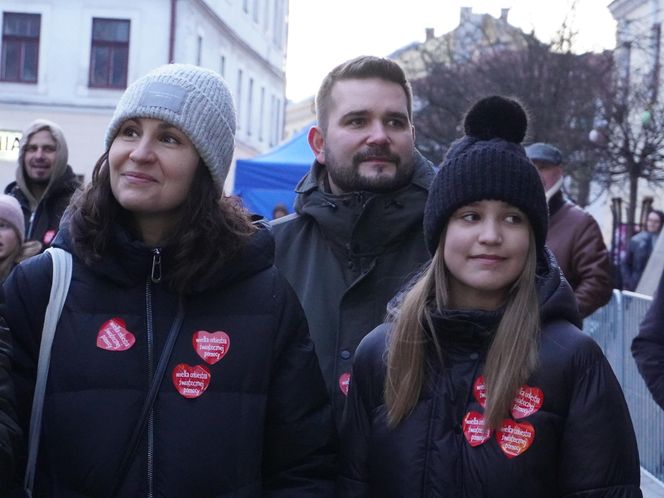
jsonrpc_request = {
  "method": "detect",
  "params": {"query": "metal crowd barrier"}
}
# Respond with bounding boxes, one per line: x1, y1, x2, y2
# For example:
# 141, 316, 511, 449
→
585, 290, 664, 485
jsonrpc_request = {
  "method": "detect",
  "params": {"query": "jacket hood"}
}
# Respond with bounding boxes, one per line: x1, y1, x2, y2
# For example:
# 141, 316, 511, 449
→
53, 219, 275, 292
536, 247, 582, 328
16, 119, 70, 209
287, 150, 435, 253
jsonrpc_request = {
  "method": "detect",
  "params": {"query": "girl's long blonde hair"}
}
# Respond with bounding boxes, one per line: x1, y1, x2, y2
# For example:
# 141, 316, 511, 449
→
385, 230, 540, 429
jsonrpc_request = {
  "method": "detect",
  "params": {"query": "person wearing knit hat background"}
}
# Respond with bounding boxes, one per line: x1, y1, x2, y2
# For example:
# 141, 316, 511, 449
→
338, 96, 641, 497
1, 64, 335, 497
0, 194, 24, 496
0, 194, 40, 282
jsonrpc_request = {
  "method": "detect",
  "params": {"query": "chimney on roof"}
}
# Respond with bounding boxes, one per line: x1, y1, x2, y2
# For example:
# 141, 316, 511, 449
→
500, 8, 510, 22
425, 27, 435, 41
460, 7, 472, 23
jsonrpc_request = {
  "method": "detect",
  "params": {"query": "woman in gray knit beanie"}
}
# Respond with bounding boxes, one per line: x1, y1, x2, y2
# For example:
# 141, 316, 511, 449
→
3, 64, 335, 497
338, 96, 640, 497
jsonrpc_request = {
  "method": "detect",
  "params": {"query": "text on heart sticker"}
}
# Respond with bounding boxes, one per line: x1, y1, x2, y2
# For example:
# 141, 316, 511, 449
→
97, 318, 136, 352
339, 372, 351, 396
463, 411, 492, 447
192, 330, 230, 365
473, 375, 487, 408
511, 385, 544, 419
496, 419, 535, 458
172, 363, 211, 399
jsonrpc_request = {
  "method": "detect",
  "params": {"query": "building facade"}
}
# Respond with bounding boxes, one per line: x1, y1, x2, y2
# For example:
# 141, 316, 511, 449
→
0, 0, 289, 191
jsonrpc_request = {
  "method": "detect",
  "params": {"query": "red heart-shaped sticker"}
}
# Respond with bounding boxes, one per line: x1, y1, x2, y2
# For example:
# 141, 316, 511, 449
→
463, 411, 492, 447
473, 375, 487, 408
172, 363, 211, 399
192, 331, 230, 365
339, 372, 351, 396
97, 318, 136, 352
496, 419, 535, 458
511, 385, 544, 419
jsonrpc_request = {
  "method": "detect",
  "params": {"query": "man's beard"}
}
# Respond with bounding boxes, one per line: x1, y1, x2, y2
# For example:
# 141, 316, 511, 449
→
325, 145, 415, 193
27, 175, 50, 187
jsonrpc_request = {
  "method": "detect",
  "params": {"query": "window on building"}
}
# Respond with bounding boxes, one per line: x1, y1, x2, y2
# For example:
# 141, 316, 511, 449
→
259, 86, 265, 141
243, 0, 249, 13
247, 77, 254, 135
220, 55, 226, 77
274, 96, 282, 144
263, 0, 269, 31
196, 35, 203, 66
272, 0, 284, 48
89, 18, 130, 89
236, 69, 243, 130
1, 12, 41, 83
252, 0, 259, 23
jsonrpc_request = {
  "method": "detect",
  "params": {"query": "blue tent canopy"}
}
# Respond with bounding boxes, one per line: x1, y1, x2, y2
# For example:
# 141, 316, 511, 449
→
233, 127, 314, 219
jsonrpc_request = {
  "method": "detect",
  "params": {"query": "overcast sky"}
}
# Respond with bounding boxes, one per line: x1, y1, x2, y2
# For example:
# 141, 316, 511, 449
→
285, 0, 617, 102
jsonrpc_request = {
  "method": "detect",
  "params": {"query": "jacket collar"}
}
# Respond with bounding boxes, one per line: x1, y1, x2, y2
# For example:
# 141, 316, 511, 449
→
54, 219, 275, 292
292, 150, 435, 253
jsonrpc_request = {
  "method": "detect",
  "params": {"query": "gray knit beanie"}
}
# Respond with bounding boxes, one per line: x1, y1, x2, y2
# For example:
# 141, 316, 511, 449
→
0, 194, 25, 241
105, 63, 236, 189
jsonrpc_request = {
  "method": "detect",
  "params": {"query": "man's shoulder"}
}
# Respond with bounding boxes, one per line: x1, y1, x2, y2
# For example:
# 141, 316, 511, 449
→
270, 212, 314, 240
554, 200, 598, 227
4, 182, 28, 206
4, 181, 19, 195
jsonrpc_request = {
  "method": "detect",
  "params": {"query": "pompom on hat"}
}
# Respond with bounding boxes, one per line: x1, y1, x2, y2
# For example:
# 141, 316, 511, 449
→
105, 63, 236, 189
0, 194, 25, 241
423, 95, 548, 258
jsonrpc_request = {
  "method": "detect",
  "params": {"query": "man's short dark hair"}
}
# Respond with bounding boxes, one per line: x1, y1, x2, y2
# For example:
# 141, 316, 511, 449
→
315, 55, 413, 131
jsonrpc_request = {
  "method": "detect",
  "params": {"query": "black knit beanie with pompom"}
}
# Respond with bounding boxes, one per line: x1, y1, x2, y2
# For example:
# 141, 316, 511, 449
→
423, 95, 548, 258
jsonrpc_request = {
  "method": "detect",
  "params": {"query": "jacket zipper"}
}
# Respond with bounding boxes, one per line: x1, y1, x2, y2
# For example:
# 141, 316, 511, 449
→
151, 248, 162, 283
146, 247, 161, 497
27, 206, 39, 239
145, 277, 155, 498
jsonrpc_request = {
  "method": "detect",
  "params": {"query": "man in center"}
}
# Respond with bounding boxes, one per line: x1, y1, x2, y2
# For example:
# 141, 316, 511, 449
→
272, 56, 435, 425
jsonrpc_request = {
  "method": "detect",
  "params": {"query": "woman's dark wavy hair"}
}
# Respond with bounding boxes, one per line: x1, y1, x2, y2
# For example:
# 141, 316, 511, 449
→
69, 152, 256, 294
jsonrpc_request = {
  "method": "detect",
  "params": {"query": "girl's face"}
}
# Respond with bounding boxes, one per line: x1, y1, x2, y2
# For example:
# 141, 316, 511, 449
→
108, 118, 200, 244
0, 219, 19, 262
443, 200, 530, 310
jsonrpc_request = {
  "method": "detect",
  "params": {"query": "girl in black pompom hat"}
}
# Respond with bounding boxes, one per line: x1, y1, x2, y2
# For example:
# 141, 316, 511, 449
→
338, 96, 642, 497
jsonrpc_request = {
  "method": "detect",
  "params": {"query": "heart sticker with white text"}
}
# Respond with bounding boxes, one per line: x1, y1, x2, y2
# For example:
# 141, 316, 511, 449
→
463, 411, 492, 447
496, 419, 535, 458
192, 331, 230, 365
172, 363, 211, 399
511, 385, 544, 419
339, 372, 351, 396
96, 318, 136, 352
473, 375, 487, 408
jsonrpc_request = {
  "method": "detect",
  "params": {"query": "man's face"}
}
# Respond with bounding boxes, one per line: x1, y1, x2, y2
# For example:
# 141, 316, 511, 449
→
308, 78, 415, 194
23, 129, 57, 185
532, 160, 563, 192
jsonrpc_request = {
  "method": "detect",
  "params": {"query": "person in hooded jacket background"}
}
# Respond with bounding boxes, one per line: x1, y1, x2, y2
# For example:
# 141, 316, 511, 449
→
338, 96, 641, 497
4, 119, 81, 250
1, 63, 335, 497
